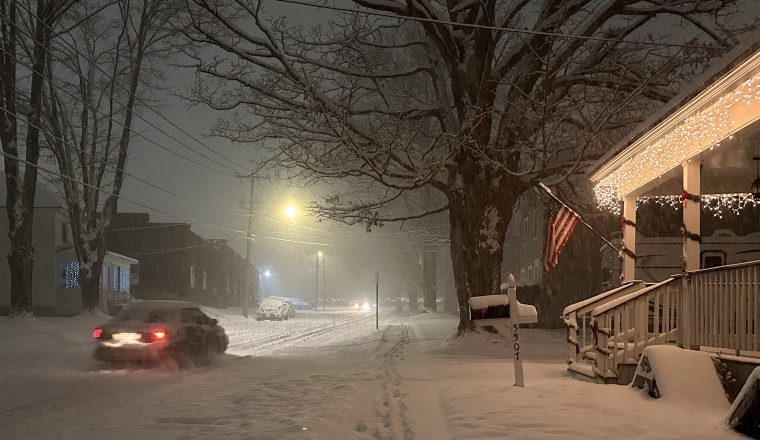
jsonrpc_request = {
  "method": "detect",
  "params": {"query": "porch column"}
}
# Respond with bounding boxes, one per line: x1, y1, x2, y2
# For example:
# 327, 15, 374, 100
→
682, 160, 701, 272
621, 195, 637, 283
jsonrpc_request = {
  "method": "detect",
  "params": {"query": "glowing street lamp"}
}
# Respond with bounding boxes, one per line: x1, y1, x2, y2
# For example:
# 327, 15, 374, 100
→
264, 270, 271, 278
284, 204, 298, 219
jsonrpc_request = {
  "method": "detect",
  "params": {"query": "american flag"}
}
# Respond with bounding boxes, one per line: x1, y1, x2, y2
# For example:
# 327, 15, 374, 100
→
543, 205, 581, 273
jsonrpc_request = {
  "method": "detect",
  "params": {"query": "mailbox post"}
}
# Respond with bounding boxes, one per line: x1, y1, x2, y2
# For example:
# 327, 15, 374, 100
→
467, 273, 535, 388
507, 274, 524, 387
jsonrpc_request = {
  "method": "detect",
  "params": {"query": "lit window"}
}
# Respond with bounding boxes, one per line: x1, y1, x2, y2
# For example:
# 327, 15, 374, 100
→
190, 265, 196, 288
118, 267, 129, 291
202, 270, 207, 290
59, 261, 80, 289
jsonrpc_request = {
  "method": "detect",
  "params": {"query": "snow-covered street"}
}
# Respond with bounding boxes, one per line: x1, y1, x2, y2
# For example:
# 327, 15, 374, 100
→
0, 309, 742, 439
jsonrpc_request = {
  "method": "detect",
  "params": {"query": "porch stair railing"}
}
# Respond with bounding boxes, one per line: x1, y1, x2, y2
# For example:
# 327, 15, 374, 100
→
562, 281, 645, 367
592, 277, 680, 382
563, 260, 760, 383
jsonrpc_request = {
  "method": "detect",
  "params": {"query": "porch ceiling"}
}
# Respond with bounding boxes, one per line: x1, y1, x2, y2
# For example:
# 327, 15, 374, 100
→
639, 122, 760, 197
591, 48, 760, 202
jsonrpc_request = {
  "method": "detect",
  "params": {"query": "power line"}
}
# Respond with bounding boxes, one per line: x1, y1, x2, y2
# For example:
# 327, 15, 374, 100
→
0, 149, 425, 253
2, 4, 246, 176
258, 214, 448, 237
0, 102, 243, 219
270, 0, 724, 50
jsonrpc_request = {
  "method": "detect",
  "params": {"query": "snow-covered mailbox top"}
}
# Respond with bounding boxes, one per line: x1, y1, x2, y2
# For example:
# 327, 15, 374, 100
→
468, 288, 538, 326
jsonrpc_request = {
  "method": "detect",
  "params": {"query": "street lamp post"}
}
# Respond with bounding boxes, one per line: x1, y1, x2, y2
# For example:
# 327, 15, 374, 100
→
322, 253, 326, 310
315, 251, 322, 311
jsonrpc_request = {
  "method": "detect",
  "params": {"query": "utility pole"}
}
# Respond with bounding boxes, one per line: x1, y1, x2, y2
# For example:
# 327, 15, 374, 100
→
243, 176, 255, 318
322, 253, 326, 310
315, 251, 320, 311
238, 172, 268, 318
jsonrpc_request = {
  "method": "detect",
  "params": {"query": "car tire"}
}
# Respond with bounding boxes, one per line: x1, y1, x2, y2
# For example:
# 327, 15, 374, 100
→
198, 339, 216, 366
174, 349, 195, 369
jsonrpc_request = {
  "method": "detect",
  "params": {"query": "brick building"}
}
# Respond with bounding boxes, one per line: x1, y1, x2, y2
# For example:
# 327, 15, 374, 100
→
106, 213, 250, 307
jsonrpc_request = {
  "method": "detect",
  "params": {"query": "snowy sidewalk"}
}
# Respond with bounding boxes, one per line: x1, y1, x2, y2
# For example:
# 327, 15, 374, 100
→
0, 311, 743, 439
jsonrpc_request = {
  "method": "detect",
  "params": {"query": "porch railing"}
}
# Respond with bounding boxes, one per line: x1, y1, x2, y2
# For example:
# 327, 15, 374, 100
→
591, 277, 680, 380
682, 260, 760, 353
562, 281, 645, 365
564, 259, 760, 382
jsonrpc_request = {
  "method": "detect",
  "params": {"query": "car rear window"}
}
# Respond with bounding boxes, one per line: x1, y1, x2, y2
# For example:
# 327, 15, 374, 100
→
261, 298, 283, 307
116, 307, 173, 323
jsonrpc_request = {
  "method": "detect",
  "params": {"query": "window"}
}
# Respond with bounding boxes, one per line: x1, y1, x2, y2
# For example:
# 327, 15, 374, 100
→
111, 265, 118, 290
130, 264, 139, 286
533, 209, 539, 239
522, 215, 529, 246
118, 266, 129, 292
226, 276, 231, 293
702, 251, 726, 269
202, 270, 207, 290
59, 261, 80, 289
533, 260, 541, 284
61, 222, 68, 244
102, 264, 111, 288
190, 265, 196, 288
181, 308, 208, 325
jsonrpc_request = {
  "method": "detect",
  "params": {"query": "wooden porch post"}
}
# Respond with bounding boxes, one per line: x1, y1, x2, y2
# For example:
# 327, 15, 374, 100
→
622, 196, 637, 283
682, 160, 701, 271
681, 160, 701, 350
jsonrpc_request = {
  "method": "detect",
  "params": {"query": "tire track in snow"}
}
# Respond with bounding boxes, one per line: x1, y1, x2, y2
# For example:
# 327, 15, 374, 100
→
372, 323, 415, 440
228, 312, 371, 356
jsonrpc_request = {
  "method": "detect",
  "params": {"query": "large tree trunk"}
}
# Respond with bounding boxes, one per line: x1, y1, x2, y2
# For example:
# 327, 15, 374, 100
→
78, 243, 106, 312
2, 0, 53, 316
7, 232, 34, 315
422, 249, 437, 311
447, 167, 515, 332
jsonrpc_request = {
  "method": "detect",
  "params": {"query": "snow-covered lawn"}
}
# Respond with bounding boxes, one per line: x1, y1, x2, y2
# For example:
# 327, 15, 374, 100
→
0, 310, 742, 439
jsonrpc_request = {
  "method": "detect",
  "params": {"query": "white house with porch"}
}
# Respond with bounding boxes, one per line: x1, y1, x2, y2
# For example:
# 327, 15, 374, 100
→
563, 38, 760, 384
0, 181, 137, 315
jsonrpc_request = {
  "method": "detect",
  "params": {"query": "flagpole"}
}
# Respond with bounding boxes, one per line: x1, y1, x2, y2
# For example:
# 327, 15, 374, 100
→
537, 182, 620, 254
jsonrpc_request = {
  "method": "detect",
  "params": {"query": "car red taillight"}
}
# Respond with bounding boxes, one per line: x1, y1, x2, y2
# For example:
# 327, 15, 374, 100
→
92, 328, 103, 339
150, 327, 167, 342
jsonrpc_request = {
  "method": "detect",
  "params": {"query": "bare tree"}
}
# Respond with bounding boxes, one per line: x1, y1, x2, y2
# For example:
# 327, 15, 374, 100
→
0, 0, 76, 315
41, 0, 174, 311
181, 0, 756, 330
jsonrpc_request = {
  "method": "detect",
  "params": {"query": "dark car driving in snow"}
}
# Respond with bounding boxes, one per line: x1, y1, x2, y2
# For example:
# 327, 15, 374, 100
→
92, 300, 228, 368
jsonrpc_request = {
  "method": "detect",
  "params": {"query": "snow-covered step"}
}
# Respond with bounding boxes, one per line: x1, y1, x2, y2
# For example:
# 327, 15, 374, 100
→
567, 362, 597, 383
632, 345, 729, 412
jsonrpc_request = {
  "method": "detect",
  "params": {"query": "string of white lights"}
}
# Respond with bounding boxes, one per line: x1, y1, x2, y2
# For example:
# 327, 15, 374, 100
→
625, 193, 760, 218
595, 72, 760, 211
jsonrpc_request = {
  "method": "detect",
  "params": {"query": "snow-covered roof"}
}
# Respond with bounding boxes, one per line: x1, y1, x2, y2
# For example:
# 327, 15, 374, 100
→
0, 177, 64, 209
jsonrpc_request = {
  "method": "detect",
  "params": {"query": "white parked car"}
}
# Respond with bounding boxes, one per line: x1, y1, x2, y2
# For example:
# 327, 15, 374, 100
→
256, 297, 291, 321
